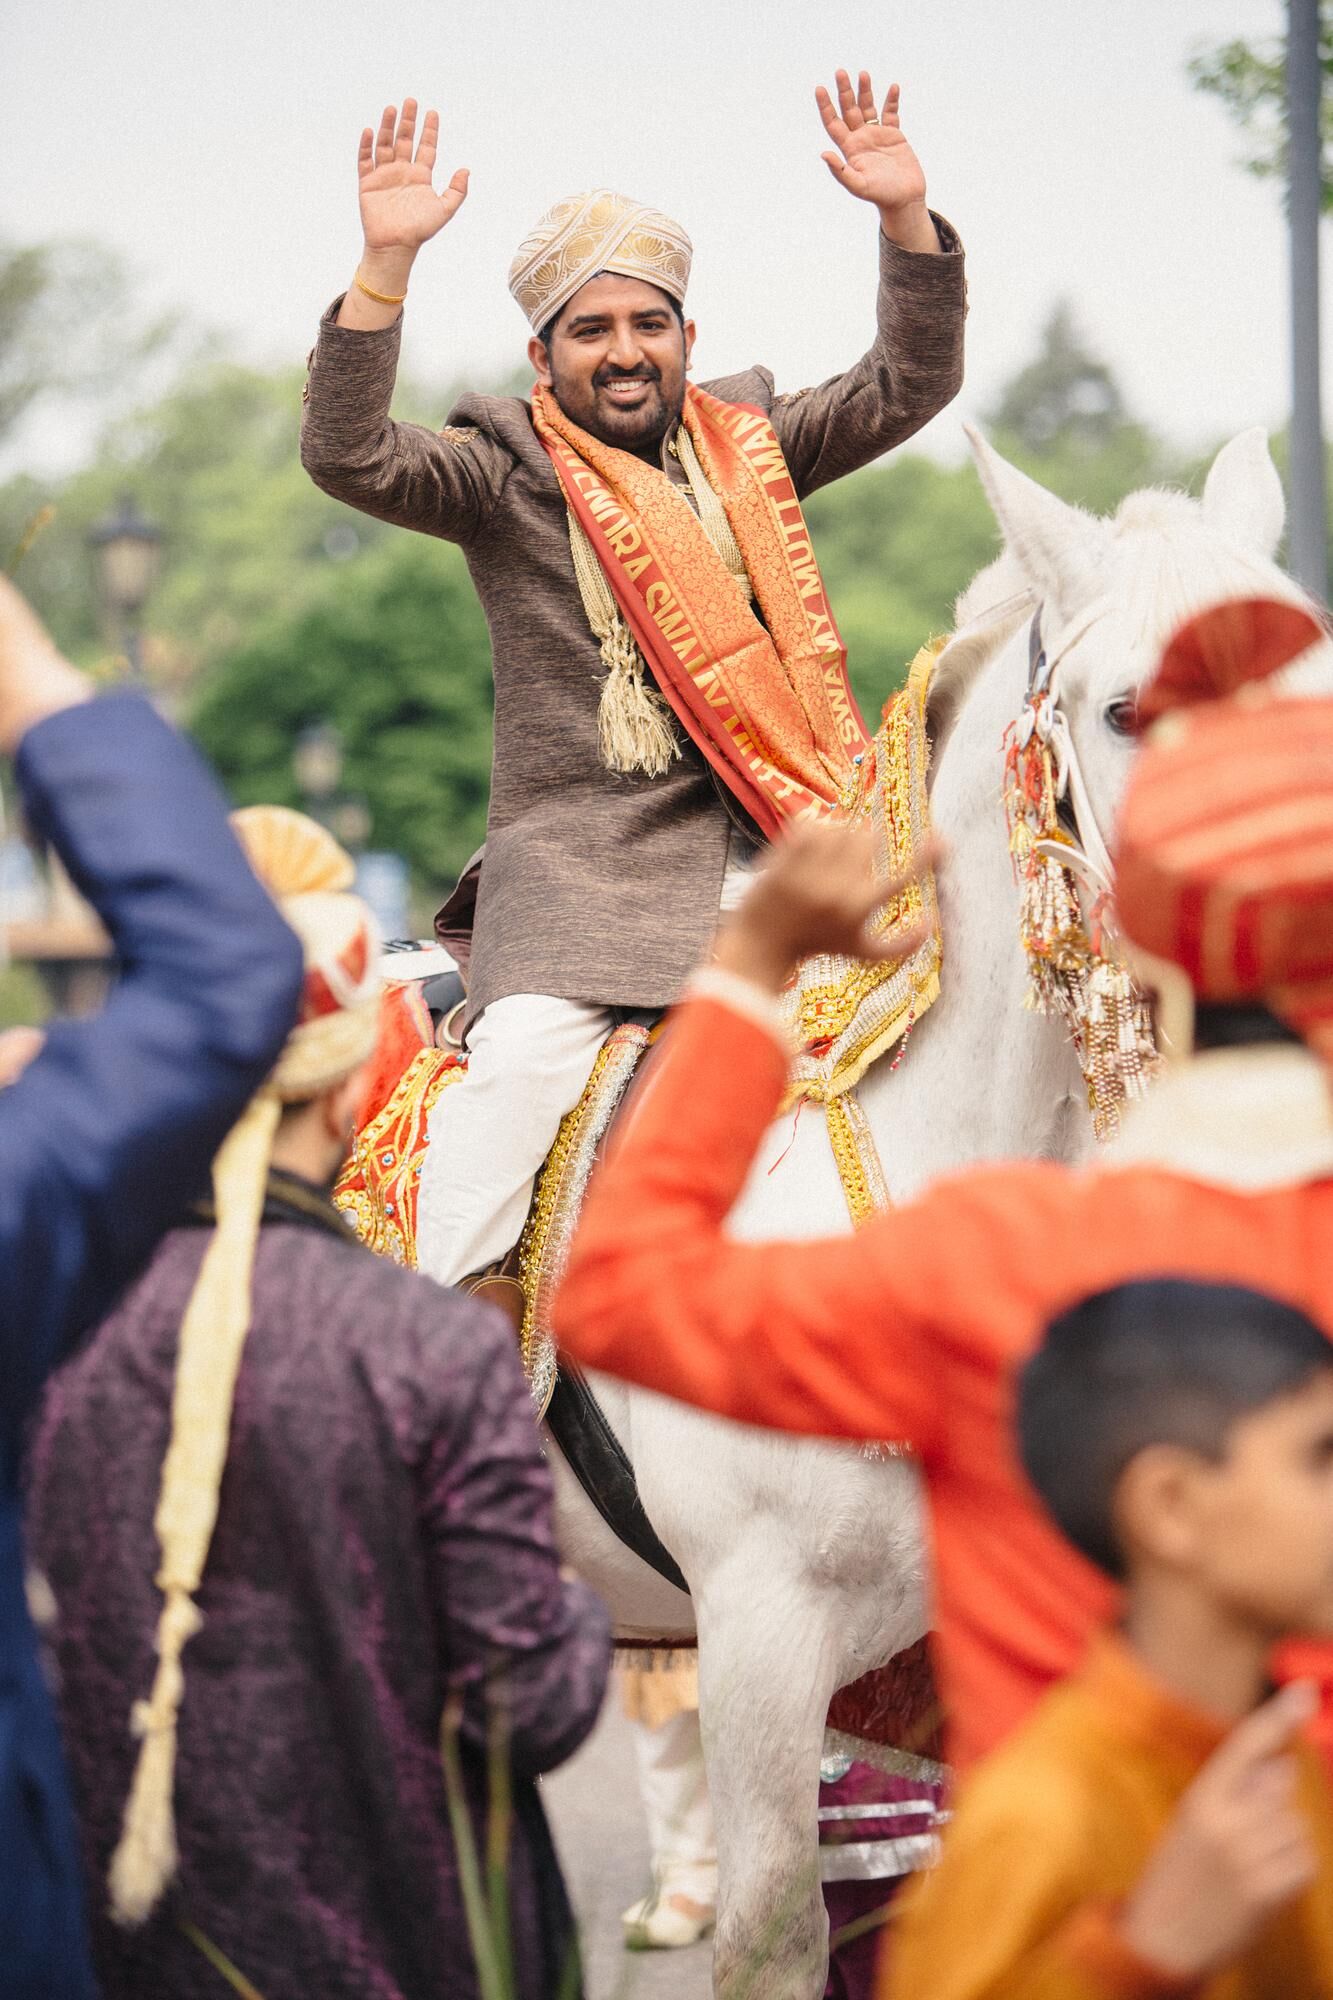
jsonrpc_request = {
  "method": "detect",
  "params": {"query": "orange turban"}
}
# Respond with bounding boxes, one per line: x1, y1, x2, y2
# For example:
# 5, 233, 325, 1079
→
1115, 596, 1333, 1060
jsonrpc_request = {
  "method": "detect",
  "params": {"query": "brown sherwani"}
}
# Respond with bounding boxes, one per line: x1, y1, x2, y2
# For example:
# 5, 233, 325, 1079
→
300, 220, 966, 1019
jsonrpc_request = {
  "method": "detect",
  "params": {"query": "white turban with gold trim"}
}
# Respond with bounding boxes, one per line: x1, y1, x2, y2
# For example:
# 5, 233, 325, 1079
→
509, 189, 692, 335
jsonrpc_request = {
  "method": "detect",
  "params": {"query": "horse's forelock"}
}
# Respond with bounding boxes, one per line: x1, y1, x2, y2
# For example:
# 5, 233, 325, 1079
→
1069, 488, 1313, 699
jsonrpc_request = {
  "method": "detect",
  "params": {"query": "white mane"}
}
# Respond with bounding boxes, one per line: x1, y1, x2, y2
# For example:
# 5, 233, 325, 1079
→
1100, 486, 1310, 668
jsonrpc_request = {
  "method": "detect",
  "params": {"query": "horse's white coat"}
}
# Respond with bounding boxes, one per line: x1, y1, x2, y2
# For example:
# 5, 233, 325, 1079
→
443, 431, 1333, 1998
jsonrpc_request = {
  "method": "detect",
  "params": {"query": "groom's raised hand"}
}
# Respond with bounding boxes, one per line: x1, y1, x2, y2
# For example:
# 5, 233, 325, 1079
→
338, 98, 469, 330
816, 70, 941, 254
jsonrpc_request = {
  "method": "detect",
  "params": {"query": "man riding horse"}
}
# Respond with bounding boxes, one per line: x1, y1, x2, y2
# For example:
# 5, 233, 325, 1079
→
300, 71, 965, 1296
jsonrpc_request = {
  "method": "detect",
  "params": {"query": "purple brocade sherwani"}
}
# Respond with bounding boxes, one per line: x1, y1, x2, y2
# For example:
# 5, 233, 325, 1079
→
26, 1185, 612, 2000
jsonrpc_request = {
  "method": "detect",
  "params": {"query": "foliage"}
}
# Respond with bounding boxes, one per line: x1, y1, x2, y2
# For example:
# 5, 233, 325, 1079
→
1, 338, 452, 684
0, 962, 50, 1033
190, 528, 494, 894
1, 359, 398, 684
988, 301, 1132, 456
806, 304, 1184, 722
0, 237, 177, 450
806, 455, 999, 717
1188, 15, 1333, 206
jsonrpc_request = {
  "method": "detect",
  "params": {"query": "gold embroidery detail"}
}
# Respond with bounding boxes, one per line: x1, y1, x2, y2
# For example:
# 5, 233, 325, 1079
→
784, 639, 945, 1105
440, 424, 483, 448
1004, 678, 1158, 1141
564, 422, 754, 779
333, 1024, 650, 1412
333, 1048, 465, 1265
824, 1089, 890, 1229
517, 1022, 650, 1414
508, 190, 692, 333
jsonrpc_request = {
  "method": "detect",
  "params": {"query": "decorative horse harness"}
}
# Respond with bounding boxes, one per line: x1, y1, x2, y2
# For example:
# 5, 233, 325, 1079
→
1004, 605, 1158, 1140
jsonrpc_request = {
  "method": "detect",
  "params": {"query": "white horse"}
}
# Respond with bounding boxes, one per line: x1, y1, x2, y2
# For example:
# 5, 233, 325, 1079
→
429, 426, 1325, 1997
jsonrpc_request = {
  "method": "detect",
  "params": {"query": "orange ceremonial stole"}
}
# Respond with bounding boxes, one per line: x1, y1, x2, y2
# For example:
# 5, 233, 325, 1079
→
532, 382, 872, 839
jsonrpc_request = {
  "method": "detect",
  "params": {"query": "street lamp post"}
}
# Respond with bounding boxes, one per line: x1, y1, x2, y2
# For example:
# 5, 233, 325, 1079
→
87, 494, 162, 683
293, 720, 345, 825
293, 719, 371, 845
1287, 0, 1328, 602
291, 721, 406, 935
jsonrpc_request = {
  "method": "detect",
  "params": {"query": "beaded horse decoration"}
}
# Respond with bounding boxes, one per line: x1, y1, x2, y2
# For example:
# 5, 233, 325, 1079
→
1003, 613, 1158, 1141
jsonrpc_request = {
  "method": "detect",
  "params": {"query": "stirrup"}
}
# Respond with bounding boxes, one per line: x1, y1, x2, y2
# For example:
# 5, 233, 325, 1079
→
459, 1258, 526, 1336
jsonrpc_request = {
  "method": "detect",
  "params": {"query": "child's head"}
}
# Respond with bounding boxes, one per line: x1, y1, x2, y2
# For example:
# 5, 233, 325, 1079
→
1018, 1279, 1333, 1638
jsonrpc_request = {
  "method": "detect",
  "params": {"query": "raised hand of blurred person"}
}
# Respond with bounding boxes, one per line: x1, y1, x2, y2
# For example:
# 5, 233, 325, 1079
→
1119, 1682, 1320, 1980
337, 99, 470, 331
0, 578, 90, 753
0, 1028, 45, 1089
712, 818, 936, 995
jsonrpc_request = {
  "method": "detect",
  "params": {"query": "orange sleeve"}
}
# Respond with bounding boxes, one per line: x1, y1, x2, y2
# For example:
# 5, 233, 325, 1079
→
554, 995, 1080, 1461
887, 1902, 1199, 2000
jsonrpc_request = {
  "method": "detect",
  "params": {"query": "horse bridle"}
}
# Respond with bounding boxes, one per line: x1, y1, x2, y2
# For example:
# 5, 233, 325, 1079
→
1017, 604, 1118, 903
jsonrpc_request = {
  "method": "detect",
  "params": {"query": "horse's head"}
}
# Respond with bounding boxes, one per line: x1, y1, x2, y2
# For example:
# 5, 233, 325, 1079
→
962, 425, 1333, 849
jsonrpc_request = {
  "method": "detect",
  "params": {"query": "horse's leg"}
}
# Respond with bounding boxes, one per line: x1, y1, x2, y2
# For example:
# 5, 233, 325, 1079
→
696, 1587, 837, 2000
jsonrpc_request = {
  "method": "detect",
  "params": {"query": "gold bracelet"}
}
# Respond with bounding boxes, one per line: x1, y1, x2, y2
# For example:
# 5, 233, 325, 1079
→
354, 270, 408, 306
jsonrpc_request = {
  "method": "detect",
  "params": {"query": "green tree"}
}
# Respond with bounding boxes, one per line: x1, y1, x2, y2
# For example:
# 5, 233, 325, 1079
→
0, 348, 452, 685
806, 456, 998, 717
0, 237, 176, 449
1188, 13, 1333, 207
190, 530, 494, 901
987, 301, 1140, 458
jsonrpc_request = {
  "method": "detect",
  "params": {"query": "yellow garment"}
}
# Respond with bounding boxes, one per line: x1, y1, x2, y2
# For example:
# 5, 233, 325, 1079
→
620, 1658, 699, 1732
884, 1634, 1333, 2000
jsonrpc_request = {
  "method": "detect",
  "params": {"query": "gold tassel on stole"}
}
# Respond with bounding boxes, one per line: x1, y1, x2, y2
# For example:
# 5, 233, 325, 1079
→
564, 422, 753, 781
566, 507, 681, 778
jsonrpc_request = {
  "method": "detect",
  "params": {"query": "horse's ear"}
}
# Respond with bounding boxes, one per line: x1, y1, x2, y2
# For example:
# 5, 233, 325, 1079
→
964, 425, 1107, 621
1201, 428, 1286, 559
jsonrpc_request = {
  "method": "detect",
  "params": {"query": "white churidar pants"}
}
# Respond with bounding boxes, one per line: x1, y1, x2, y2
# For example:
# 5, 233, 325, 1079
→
416, 993, 611, 1287
632, 1709, 718, 1906
417, 854, 754, 1290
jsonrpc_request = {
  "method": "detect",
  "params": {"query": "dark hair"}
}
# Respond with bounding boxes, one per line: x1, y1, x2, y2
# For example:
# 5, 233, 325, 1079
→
1193, 1001, 1302, 1053
537, 273, 685, 351
1017, 1279, 1332, 1578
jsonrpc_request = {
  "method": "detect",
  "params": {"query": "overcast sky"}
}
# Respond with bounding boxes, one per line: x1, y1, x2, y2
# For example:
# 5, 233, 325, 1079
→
2, 0, 1315, 469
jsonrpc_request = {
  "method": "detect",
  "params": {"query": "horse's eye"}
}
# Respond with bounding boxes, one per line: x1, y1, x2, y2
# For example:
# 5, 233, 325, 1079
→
1104, 696, 1138, 737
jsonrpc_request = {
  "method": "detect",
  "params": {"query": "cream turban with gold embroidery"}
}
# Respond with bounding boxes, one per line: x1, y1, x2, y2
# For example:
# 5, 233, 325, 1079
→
509, 189, 693, 335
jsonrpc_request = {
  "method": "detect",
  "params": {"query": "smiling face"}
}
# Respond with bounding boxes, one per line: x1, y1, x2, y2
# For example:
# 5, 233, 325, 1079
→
528, 272, 696, 457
